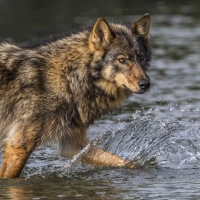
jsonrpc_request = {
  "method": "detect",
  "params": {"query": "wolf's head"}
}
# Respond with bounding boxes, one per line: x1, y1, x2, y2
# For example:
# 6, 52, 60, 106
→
89, 14, 151, 95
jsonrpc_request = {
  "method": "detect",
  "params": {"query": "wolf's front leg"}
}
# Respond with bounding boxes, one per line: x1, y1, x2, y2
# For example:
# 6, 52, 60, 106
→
0, 143, 35, 179
81, 145, 136, 168
59, 130, 136, 168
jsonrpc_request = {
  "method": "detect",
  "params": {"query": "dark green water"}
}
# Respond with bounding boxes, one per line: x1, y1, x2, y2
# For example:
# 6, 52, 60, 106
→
1, 0, 200, 199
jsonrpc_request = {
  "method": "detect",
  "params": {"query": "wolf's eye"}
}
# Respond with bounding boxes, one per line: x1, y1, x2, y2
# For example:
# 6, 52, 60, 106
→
138, 53, 145, 61
118, 58, 126, 63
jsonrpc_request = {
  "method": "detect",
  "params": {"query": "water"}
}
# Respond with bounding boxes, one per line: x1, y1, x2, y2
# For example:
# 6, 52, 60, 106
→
1, 0, 200, 199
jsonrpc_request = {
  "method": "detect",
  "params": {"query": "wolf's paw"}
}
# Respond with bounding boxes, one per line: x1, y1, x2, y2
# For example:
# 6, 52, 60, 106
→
122, 159, 139, 169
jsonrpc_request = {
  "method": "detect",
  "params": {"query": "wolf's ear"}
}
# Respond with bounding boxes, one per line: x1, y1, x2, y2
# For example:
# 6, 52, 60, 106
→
132, 13, 151, 39
91, 18, 114, 50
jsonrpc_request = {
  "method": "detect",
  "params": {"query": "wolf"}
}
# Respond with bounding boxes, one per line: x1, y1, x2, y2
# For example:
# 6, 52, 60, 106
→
0, 14, 151, 178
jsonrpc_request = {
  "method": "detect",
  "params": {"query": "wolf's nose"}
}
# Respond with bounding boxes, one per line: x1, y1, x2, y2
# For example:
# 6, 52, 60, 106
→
138, 78, 150, 91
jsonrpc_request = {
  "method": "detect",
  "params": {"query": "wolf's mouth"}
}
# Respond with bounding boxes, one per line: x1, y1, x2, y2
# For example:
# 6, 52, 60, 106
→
136, 88, 150, 94
122, 84, 150, 94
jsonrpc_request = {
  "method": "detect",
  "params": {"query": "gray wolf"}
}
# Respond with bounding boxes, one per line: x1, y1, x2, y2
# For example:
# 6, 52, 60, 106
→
0, 13, 151, 178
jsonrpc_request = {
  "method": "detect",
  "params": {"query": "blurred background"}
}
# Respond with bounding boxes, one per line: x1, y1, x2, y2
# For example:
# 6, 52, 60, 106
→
0, 0, 199, 42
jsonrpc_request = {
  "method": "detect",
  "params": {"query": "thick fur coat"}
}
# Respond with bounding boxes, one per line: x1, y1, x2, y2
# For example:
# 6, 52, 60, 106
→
0, 14, 151, 178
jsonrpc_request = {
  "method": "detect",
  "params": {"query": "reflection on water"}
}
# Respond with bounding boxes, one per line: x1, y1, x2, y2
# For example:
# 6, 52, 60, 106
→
1, 178, 130, 200
1, 0, 200, 199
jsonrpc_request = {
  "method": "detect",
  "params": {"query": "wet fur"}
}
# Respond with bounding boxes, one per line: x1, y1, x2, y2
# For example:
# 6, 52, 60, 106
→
0, 14, 151, 178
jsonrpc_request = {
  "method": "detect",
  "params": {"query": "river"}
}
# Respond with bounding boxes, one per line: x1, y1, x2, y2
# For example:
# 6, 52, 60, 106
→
1, 0, 200, 199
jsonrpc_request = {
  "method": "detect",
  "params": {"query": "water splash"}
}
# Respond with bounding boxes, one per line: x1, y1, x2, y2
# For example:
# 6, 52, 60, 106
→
64, 119, 200, 173
157, 125, 200, 169
93, 120, 187, 166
